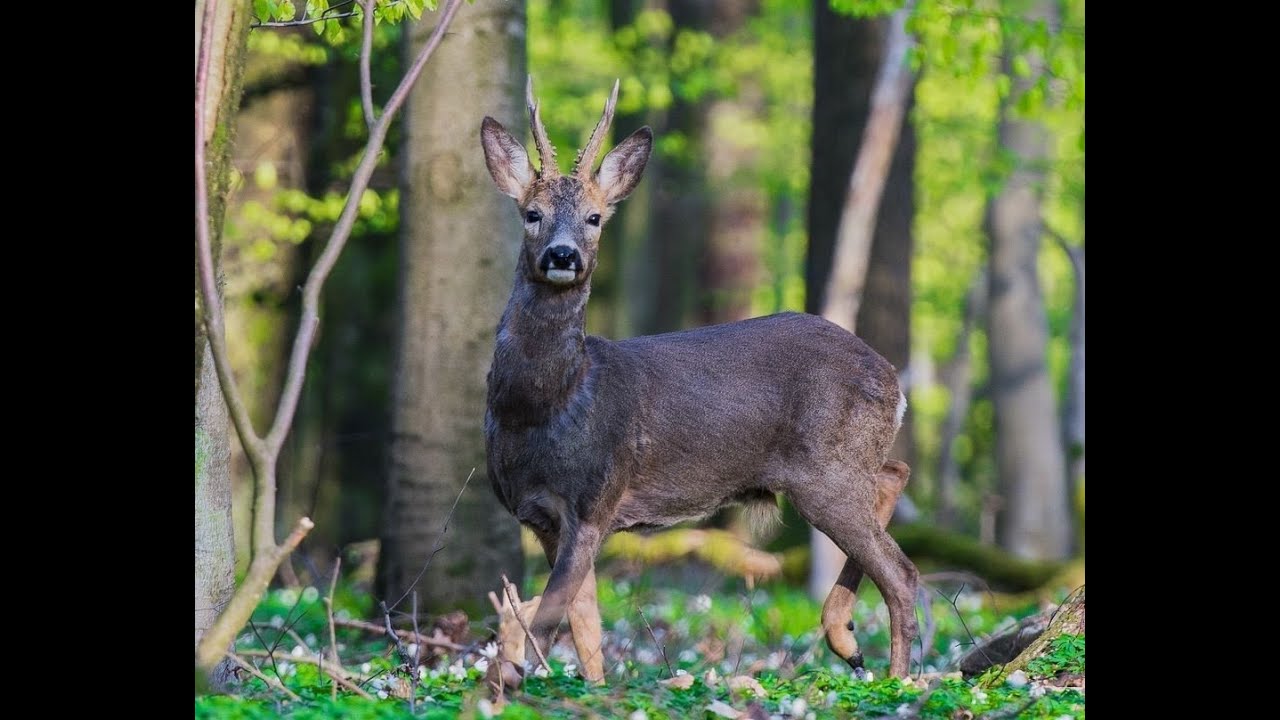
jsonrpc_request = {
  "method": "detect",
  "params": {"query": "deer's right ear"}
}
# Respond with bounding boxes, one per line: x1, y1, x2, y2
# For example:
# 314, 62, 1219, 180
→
481, 116, 535, 200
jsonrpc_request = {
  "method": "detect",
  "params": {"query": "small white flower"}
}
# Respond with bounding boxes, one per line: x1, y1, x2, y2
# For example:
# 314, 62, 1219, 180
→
629, 710, 648, 720
675, 669, 688, 677
789, 698, 808, 718
406, 643, 419, 660
430, 668, 442, 679
563, 663, 577, 677
278, 588, 299, 607
637, 648, 659, 664
474, 657, 491, 674
477, 699, 495, 718
449, 661, 466, 680
1005, 670, 1028, 688
386, 676, 400, 689
481, 642, 499, 659
304, 633, 317, 647
971, 689, 988, 704
422, 695, 434, 703
301, 586, 320, 603
361, 662, 372, 674
1029, 685, 1046, 698
418, 666, 428, 680
336, 609, 351, 621
616, 580, 631, 595
269, 615, 285, 629
778, 696, 793, 715
377, 690, 388, 700
896, 703, 913, 717
863, 671, 874, 682
370, 678, 386, 691
679, 649, 698, 663
534, 664, 550, 678
291, 645, 305, 658
693, 594, 713, 614
825, 691, 838, 708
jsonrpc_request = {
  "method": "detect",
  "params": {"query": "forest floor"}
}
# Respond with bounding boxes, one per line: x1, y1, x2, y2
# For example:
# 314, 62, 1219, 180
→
195, 568, 1084, 719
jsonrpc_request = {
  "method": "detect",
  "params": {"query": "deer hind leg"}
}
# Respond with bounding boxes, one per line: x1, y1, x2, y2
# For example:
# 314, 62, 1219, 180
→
535, 528, 606, 682
795, 462, 918, 678
819, 461, 911, 673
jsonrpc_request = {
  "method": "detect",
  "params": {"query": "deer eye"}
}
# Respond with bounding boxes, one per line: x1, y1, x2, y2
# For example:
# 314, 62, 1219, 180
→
586, 213, 601, 227
525, 210, 542, 224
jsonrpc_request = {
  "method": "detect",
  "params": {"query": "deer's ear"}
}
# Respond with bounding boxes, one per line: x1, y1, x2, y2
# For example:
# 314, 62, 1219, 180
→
481, 116, 535, 200
596, 126, 652, 205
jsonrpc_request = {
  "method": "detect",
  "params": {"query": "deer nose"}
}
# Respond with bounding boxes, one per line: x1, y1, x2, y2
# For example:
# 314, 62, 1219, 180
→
547, 245, 580, 269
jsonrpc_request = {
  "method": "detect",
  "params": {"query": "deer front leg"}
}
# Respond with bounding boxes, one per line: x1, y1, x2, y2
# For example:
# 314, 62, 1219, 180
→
528, 522, 604, 674
535, 530, 606, 682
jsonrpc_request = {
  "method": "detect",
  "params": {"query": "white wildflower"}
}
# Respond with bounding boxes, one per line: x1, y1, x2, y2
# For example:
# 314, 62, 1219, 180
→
418, 666, 428, 680
1029, 685, 1046, 698
304, 633, 317, 647
693, 594, 713, 614
361, 662, 372, 674
956, 593, 983, 613
430, 668, 442, 679
277, 661, 294, 677
896, 703, 913, 717
637, 648, 659, 664
449, 661, 466, 680
370, 678, 386, 691
971, 688, 988, 704
301, 586, 320, 603
291, 645, 305, 658
270, 615, 285, 629
675, 669, 688, 676
789, 698, 808, 718
778, 696, 793, 715
377, 690, 388, 700
679, 649, 698, 663
864, 671, 874, 682
477, 699, 495, 718
474, 657, 491, 674
278, 588, 299, 607
1006, 670, 1028, 688
481, 642, 499, 659
629, 710, 649, 720
675, 618, 690, 636
535, 665, 550, 679
406, 643, 419, 660
616, 580, 631, 596
336, 609, 352, 621
564, 663, 577, 677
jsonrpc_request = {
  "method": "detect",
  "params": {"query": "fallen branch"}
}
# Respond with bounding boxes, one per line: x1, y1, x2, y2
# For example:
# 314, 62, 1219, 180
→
238, 649, 374, 700
226, 651, 301, 702
637, 605, 673, 678
332, 617, 466, 651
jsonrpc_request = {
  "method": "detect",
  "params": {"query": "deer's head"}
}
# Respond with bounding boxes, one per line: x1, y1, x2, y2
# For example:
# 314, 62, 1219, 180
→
481, 78, 652, 289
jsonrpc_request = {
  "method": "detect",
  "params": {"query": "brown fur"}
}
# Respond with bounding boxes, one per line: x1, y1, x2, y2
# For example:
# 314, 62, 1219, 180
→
479, 84, 919, 681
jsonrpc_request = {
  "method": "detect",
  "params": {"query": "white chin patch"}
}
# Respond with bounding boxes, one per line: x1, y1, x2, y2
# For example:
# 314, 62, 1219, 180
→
546, 269, 577, 284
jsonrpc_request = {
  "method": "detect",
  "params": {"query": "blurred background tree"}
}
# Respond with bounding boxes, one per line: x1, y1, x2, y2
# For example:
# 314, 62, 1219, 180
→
209, 0, 1083, 618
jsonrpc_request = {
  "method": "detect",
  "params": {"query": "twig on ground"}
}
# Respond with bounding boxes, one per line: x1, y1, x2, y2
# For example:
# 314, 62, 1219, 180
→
333, 617, 466, 651
636, 605, 674, 678
238, 649, 374, 700
325, 557, 342, 669
381, 600, 411, 665
226, 652, 301, 702
933, 583, 993, 667
502, 574, 549, 673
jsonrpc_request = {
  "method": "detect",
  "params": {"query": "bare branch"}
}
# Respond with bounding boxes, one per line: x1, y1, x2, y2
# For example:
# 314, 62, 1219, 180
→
637, 605, 673, 678
251, 11, 358, 28
388, 467, 475, 610
333, 617, 466, 651
238, 649, 374, 700
324, 557, 342, 667
359, 0, 375, 129
381, 600, 411, 665
226, 652, 302, 702
503, 574, 549, 673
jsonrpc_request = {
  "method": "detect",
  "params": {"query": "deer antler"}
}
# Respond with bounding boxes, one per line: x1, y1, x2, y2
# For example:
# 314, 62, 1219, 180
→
573, 79, 620, 179
526, 75, 559, 179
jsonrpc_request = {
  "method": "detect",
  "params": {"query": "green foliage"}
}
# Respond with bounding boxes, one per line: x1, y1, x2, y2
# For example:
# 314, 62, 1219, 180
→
197, 576, 1082, 718
1026, 634, 1085, 678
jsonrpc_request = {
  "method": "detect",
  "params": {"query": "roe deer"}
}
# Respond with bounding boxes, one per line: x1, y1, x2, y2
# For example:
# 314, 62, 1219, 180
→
480, 78, 919, 682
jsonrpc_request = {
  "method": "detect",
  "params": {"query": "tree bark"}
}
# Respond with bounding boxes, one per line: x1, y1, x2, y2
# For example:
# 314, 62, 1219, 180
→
986, 0, 1070, 561
807, 3, 914, 602
379, 0, 526, 618
194, 0, 252, 690
1057, 235, 1084, 552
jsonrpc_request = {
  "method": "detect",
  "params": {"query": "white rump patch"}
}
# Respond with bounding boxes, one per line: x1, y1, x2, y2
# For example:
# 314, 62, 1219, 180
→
546, 268, 577, 284
895, 390, 908, 430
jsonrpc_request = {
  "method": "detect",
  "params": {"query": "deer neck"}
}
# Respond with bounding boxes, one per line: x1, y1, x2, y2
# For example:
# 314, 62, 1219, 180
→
489, 257, 592, 424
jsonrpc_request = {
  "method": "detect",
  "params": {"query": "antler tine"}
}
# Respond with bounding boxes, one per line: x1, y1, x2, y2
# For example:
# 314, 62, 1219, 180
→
573, 79, 620, 178
526, 75, 559, 179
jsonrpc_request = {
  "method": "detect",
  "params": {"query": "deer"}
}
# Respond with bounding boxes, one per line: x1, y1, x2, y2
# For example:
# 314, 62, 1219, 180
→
479, 78, 919, 684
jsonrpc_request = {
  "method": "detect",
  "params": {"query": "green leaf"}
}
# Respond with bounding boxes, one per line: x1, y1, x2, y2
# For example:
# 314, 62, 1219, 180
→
314, 18, 328, 35
406, 0, 424, 21
1012, 55, 1032, 78
253, 0, 276, 23
275, 0, 296, 21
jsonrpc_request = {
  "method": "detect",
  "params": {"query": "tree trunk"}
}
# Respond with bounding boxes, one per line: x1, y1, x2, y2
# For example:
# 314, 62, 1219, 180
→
986, 0, 1070, 561
807, 3, 914, 601
936, 271, 986, 528
379, 0, 526, 618
195, 0, 252, 690
1057, 236, 1084, 553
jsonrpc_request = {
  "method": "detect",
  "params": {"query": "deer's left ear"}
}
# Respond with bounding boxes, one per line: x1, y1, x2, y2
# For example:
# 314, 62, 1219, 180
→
596, 126, 652, 205
481, 116, 536, 200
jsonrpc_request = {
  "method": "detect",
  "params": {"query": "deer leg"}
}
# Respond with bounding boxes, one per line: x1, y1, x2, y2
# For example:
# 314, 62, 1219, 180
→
527, 522, 603, 672
819, 460, 911, 673
794, 467, 918, 679
536, 531, 606, 682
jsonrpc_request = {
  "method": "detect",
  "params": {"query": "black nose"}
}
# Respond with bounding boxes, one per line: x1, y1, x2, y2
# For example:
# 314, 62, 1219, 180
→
547, 245, 579, 269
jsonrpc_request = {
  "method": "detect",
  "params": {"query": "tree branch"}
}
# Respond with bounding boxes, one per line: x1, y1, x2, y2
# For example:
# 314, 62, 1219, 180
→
503, 574, 549, 673
360, 0, 375, 130
226, 652, 302, 702
237, 649, 374, 699
251, 11, 358, 28
333, 617, 466, 651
